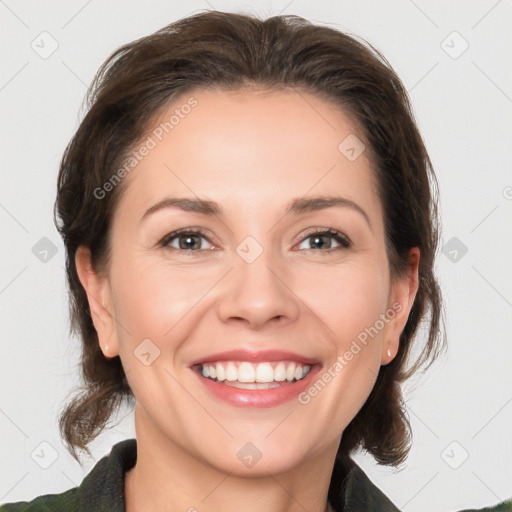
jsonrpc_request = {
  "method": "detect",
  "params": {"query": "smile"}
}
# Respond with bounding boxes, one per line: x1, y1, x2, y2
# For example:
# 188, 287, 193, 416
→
190, 349, 321, 407
199, 361, 312, 389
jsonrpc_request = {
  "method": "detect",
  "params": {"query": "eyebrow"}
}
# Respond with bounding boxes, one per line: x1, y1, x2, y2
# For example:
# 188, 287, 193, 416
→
140, 195, 372, 230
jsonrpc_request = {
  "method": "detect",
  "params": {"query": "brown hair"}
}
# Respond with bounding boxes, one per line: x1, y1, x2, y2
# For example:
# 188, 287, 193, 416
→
54, 10, 446, 466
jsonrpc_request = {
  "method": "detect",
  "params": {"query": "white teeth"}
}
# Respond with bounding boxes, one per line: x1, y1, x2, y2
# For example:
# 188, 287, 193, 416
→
225, 362, 237, 381
238, 362, 255, 383
223, 381, 282, 389
274, 362, 287, 381
286, 363, 296, 381
200, 361, 312, 384
255, 362, 274, 383
216, 363, 225, 381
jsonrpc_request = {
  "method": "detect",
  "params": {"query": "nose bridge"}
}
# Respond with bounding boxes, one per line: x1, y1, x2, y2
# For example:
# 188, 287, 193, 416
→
216, 234, 299, 328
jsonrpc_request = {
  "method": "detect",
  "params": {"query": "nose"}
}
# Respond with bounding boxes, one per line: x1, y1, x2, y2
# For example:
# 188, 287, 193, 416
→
216, 248, 300, 330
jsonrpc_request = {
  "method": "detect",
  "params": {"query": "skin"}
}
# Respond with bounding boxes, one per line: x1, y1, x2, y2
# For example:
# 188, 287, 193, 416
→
76, 87, 419, 512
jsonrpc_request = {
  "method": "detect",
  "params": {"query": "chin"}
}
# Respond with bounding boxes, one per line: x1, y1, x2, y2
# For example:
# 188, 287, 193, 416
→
194, 436, 312, 478
214, 453, 305, 478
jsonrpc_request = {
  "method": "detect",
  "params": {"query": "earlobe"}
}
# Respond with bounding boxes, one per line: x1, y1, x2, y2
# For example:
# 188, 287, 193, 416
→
382, 247, 420, 365
75, 246, 119, 358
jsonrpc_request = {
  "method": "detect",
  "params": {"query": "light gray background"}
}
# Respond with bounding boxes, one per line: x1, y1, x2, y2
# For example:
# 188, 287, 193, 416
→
1, 1, 511, 511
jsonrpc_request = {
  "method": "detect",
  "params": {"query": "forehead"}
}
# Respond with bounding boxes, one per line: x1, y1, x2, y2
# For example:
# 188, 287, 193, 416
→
114, 87, 381, 226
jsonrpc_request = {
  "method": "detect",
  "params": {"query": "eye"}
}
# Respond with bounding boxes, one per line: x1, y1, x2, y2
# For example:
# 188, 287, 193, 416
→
295, 228, 351, 253
158, 227, 352, 255
159, 228, 214, 252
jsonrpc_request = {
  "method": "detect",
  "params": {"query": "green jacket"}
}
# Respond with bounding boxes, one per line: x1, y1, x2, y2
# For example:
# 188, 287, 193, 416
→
0, 439, 510, 511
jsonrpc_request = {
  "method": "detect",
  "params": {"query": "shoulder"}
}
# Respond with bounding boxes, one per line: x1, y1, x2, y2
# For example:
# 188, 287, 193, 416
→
333, 455, 512, 512
0, 487, 80, 512
329, 454, 402, 511
0, 438, 137, 512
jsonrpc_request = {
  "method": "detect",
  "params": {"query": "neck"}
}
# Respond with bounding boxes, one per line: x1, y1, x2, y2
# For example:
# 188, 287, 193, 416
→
124, 404, 337, 512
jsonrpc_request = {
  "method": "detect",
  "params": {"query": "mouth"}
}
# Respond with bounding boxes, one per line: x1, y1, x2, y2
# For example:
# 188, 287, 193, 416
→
193, 360, 312, 389
190, 349, 322, 408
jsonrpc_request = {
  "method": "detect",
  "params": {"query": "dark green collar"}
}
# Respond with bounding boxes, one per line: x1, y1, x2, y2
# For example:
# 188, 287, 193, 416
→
328, 450, 400, 511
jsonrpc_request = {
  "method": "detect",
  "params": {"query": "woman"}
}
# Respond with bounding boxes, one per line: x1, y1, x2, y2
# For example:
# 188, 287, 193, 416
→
1, 10, 510, 512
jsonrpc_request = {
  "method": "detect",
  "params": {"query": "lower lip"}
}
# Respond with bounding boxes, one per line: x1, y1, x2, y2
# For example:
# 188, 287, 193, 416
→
193, 365, 321, 408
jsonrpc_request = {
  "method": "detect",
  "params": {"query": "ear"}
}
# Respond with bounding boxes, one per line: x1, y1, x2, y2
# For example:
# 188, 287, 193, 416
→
381, 247, 420, 365
75, 245, 119, 358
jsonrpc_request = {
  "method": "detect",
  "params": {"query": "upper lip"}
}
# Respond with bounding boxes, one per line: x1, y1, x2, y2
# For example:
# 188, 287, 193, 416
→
189, 349, 321, 367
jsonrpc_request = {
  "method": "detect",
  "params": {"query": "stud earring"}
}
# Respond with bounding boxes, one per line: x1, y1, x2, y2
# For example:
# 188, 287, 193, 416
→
387, 348, 392, 358
105, 344, 109, 352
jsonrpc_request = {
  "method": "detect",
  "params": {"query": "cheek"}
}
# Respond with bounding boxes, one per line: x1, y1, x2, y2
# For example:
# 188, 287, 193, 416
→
302, 260, 390, 347
110, 253, 221, 343
291, 262, 391, 432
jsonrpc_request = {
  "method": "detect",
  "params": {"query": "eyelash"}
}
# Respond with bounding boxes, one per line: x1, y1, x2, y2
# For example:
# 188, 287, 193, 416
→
158, 227, 352, 255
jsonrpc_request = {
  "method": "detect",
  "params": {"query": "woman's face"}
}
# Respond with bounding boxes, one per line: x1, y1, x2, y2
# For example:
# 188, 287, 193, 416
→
78, 87, 418, 475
